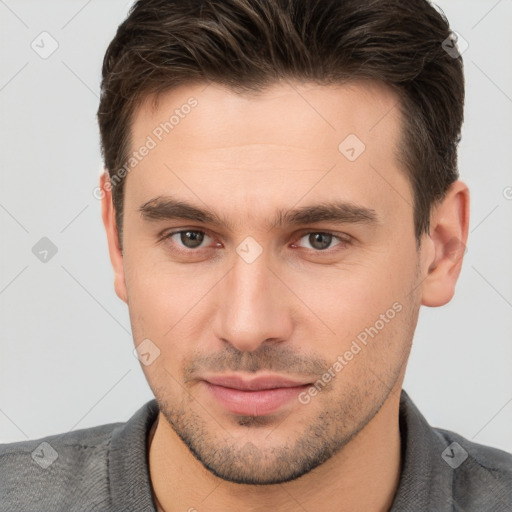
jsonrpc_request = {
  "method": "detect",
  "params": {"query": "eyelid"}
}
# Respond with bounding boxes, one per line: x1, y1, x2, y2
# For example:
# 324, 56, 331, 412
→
161, 227, 351, 253
292, 230, 351, 250
161, 228, 217, 250
293, 228, 351, 241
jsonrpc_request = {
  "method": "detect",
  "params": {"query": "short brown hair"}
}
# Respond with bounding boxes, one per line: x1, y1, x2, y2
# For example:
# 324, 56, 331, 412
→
97, 0, 464, 250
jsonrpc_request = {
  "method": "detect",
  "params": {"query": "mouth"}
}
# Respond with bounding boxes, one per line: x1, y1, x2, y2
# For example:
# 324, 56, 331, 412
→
201, 374, 312, 416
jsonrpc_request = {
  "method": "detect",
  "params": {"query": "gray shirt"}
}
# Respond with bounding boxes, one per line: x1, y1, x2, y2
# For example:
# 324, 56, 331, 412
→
1, 389, 511, 511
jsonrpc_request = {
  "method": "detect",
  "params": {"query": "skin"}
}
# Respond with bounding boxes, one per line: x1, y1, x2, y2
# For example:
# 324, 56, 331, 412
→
100, 79, 469, 512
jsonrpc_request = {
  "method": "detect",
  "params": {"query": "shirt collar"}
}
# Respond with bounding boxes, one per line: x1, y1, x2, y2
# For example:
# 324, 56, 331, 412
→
109, 398, 159, 511
390, 389, 456, 511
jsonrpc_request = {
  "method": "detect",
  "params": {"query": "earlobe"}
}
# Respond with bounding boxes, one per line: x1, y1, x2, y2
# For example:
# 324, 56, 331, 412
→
100, 170, 128, 304
420, 180, 470, 307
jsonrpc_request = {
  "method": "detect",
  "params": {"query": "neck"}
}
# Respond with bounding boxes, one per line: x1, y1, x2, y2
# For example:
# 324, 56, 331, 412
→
148, 390, 403, 512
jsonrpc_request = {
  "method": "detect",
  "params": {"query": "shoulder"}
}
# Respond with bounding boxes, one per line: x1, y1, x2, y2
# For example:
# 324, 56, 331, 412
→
0, 421, 123, 511
433, 426, 512, 509
395, 389, 512, 511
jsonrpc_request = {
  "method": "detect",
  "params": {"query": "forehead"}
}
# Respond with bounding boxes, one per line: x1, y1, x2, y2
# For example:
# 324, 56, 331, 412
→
124, 79, 411, 234
131, 79, 402, 157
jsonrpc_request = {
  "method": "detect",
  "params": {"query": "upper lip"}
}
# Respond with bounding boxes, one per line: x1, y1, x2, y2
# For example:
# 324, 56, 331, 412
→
203, 374, 311, 391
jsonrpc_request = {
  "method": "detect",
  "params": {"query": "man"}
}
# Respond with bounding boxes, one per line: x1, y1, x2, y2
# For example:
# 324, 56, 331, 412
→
1, 0, 511, 510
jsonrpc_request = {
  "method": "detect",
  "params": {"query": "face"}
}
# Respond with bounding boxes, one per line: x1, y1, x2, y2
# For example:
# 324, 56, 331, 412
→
106, 79, 428, 484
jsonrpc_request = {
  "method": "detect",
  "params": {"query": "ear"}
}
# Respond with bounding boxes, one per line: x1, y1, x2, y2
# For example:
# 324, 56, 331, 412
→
100, 170, 128, 304
420, 180, 470, 307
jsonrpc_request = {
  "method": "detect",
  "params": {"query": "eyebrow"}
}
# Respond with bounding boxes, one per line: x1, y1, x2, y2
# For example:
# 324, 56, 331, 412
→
139, 195, 379, 231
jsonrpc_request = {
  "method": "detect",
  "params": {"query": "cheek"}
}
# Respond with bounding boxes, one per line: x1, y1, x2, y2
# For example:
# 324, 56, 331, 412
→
292, 256, 415, 368
295, 258, 407, 325
123, 244, 187, 312
322, 301, 414, 398
123, 255, 211, 369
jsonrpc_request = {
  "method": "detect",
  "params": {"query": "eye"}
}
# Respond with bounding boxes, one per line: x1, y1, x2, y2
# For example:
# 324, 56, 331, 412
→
161, 229, 350, 255
165, 229, 213, 250
293, 231, 350, 251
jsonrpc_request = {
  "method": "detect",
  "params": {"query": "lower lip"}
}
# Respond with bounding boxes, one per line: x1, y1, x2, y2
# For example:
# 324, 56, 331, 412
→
204, 381, 310, 416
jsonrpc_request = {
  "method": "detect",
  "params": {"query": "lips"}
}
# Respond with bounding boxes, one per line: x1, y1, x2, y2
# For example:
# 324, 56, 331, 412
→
204, 374, 309, 391
202, 374, 311, 416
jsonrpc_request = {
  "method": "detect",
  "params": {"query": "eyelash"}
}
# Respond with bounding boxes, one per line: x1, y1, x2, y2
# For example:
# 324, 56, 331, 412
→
161, 229, 351, 254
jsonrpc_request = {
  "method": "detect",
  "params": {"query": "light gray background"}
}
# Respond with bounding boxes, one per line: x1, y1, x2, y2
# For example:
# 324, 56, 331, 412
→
1, 0, 511, 453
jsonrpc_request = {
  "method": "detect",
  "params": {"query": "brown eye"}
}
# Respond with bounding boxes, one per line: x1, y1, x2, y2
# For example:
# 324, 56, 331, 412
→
295, 232, 348, 251
167, 230, 208, 249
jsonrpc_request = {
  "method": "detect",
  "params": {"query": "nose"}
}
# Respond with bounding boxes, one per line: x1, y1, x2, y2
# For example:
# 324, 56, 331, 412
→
213, 248, 293, 353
